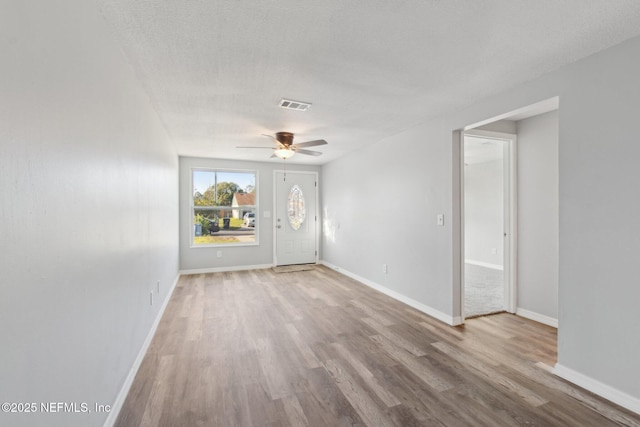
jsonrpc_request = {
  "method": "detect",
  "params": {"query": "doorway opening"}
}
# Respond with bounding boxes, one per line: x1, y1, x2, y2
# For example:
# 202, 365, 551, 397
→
453, 96, 560, 326
463, 132, 515, 318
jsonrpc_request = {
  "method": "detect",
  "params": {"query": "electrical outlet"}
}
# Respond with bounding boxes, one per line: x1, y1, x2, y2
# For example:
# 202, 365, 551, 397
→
217, 250, 222, 258
382, 264, 388, 274
491, 248, 497, 255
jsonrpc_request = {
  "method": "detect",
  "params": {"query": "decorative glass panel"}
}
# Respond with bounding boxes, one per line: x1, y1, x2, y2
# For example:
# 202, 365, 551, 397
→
287, 185, 306, 230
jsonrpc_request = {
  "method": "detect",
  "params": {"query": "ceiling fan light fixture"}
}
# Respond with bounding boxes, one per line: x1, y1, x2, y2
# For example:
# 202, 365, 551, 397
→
239, 131, 326, 159
274, 148, 295, 159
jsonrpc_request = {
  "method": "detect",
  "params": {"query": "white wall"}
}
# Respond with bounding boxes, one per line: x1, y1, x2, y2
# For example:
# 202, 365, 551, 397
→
464, 158, 504, 267
179, 157, 320, 272
322, 35, 640, 408
0, 2, 179, 427
516, 110, 559, 322
555, 40, 640, 406
322, 127, 452, 321
476, 119, 517, 134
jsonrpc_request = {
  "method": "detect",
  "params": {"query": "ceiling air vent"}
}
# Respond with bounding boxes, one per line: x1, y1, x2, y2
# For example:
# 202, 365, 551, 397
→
279, 98, 311, 111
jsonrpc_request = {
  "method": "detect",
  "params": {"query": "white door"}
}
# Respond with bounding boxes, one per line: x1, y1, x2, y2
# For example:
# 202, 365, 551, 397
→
274, 171, 317, 266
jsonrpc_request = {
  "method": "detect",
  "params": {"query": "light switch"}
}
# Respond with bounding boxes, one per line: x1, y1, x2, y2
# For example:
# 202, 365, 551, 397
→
437, 214, 444, 226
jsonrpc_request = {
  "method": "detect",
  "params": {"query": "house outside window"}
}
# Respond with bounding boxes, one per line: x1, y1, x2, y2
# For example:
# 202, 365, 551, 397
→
192, 169, 257, 246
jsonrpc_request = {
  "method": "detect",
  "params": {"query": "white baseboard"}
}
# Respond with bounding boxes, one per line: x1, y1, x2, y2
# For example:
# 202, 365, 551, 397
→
516, 307, 558, 328
179, 263, 273, 275
320, 260, 457, 326
553, 363, 640, 415
103, 273, 181, 427
465, 259, 504, 270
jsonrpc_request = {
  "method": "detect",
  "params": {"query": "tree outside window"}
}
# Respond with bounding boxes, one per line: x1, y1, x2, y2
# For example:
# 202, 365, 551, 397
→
192, 169, 257, 246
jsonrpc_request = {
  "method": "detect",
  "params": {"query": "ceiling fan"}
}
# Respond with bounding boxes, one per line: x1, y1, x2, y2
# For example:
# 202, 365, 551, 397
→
237, 132, 327, 159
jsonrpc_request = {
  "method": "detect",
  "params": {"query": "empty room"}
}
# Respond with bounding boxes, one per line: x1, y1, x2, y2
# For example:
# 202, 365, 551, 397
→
2, 1, 640, 426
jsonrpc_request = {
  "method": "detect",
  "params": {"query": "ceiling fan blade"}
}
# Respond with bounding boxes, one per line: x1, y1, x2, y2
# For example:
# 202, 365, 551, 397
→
295, 148, 323, 156
292, 139, 328, 148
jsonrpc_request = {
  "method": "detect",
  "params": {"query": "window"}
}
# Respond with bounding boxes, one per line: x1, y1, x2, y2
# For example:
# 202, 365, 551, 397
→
191, 169, 257, 246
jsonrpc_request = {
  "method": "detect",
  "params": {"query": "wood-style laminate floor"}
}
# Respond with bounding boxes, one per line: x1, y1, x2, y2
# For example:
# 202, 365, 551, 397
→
115, 265, 640, 427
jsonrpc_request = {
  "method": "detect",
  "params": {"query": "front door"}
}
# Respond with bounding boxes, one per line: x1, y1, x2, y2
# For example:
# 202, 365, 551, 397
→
274, 171, 317, 266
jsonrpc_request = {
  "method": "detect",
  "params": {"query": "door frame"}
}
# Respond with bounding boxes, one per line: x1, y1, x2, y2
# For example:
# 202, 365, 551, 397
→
455, 129, 518, 323
272, 170, 320, 266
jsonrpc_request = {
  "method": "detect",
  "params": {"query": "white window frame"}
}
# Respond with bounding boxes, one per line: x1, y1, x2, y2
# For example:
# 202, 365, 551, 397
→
190, 167, 259, 248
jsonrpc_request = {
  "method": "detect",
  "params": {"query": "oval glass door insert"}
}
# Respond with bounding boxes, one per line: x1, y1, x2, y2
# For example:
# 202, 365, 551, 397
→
287, 184, 306, 230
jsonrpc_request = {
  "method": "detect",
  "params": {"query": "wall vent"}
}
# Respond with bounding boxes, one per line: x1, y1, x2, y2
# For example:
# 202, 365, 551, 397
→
279, 99, 311, 111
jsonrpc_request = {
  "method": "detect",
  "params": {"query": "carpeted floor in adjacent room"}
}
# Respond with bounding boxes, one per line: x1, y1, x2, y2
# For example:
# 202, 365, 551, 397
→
465, 263, 504, 317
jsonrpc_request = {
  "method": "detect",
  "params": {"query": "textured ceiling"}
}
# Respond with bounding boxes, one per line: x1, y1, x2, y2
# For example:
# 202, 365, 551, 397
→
98, 0, 640, 164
